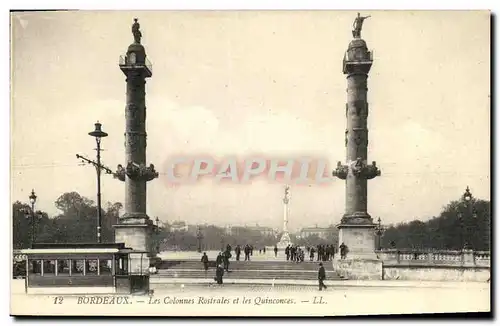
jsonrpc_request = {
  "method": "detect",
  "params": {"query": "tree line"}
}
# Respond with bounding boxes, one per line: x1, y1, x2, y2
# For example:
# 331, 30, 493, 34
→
12, 191, 491, 252
380, 198, 491, 251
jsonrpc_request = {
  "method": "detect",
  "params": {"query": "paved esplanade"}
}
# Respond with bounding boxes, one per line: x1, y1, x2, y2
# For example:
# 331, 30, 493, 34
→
114, 18, 159, 270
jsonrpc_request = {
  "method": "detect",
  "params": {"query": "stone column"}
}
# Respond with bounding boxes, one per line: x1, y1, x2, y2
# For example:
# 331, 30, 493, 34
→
332, 15, 382, 279
113, 20, 160, 274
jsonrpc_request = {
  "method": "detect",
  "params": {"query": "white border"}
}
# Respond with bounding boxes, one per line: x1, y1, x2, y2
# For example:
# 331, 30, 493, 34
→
3, 1, 497, 325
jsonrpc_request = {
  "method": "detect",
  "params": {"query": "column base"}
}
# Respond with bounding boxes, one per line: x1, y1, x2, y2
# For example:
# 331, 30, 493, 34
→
337, 222, 377, 259
276, 232, 293, 249
113, 222, 157, 258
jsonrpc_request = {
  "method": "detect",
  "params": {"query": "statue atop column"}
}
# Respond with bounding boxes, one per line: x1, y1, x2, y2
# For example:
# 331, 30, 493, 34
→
352, 12, 371, 38
132, 18, 142, 44
283, 184, 290, 205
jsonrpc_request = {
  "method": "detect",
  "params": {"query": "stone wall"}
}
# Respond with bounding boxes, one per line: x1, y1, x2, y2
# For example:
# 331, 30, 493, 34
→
333, 258, 383, 280
383, 264, 490, 282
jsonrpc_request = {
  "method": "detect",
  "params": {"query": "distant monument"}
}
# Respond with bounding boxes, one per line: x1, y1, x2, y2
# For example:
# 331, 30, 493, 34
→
332, 13, 382, 279
276, 185, 293, 249
114, 18, 159, 273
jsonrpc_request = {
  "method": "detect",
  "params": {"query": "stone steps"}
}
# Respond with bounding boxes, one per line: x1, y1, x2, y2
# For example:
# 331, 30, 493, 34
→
159, 260, 334, 271
155, 270, 341, 281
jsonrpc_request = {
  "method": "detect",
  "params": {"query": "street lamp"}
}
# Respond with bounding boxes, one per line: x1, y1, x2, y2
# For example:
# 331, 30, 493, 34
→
196, 226, 204, 253
375, 217, 385, 250
23, 189, 43, 247
460, 186, 475, 250
155, 217, 160, 253
88, 121, 108, 243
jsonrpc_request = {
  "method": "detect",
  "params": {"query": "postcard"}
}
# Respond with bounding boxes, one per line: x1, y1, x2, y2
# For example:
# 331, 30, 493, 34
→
10, 10, 491, 317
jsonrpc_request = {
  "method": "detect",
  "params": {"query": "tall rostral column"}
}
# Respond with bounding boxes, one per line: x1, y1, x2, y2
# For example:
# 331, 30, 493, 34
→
332, 13, 381, 261
114, 18, 159, 273
277, 185, 292, 249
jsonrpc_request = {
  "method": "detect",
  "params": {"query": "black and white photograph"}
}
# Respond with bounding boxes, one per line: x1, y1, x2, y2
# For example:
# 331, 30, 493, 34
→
9, 9, 491, 317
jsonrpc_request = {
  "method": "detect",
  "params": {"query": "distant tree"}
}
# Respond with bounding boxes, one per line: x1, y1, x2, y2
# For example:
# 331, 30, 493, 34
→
381, 198, 490, 251
12, 192, 123, 247
12, 201, 50, 249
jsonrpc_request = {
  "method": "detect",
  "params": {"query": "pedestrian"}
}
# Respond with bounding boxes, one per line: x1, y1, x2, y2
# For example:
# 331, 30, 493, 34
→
285, 245, 290, 261
201, 252, 209, 274
214, 264, 224, 284
274, 245, 278, 257
318, 263, 327, 291
310, 247, 315, 261
223, 249, 232, 272
340, 242, 347, 259
216, 251, 224, 266
235, 245, 241, 261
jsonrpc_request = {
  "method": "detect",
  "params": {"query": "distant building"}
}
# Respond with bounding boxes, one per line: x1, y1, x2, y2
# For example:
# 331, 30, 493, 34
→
170, 221, 188, 233
225, 225, 276, 237
249, 225, 275, 237
298, 226, 336, 240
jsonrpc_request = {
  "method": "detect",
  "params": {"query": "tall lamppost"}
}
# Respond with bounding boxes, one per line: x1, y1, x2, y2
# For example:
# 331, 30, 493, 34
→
196, 226, 204, 253
155, 217, 160, 253
459, 186, 475, 250
374, 217, 385, 251
76, 121, 110, 243
22, 189, 43, 247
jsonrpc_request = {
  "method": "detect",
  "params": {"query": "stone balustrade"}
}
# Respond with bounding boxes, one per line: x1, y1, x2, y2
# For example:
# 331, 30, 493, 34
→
376, 249, 490, 267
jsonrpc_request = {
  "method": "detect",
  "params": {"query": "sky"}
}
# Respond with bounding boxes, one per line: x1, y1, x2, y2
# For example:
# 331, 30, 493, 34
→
10, 10, 490, 231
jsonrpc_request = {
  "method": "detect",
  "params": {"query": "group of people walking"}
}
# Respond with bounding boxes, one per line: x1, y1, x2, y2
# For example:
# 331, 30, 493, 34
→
199, 242, 349, 289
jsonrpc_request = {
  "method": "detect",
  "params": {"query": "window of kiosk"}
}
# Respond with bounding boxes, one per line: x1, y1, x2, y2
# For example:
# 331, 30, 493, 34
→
57, 259, 71, 275
43, 260, 56, 276
72, 259, 85, 276
86, 259, 98, 275
29, 260, 42, 275
99, 259, 112, 275
115, 256, 129, 275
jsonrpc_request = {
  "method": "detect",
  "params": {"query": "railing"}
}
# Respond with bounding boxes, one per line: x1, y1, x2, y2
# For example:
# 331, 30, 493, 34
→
376, 249, 490, 267
119, 55, 153, 74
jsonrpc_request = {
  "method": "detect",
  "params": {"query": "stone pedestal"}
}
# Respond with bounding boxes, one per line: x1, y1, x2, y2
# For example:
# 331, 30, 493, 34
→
276, 232, 292, 249
114, 221, 157, 274
334, 221, 382, 280
337, 222, 378, 259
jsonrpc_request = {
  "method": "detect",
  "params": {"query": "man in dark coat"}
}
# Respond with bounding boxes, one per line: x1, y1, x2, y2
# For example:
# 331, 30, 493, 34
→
223, 250, 232, 272
201, 252, 209, 274
235, 245, 241, 261
214, 264, 224, 284
274, 245, 278, 257
340, 242, 348, 259
216, 252, 224, 266
318, 263, 327, 291
285, 245, 290, 261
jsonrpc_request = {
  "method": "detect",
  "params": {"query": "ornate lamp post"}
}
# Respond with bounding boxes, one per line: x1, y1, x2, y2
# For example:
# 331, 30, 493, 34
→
196, 226, 204, 253
76, 122, 110, 243
459, 186, 476, 250
155, 217, 160, 252
22, 189, 43, 247
88, 122, 108, 243
374, 217, 385, 250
